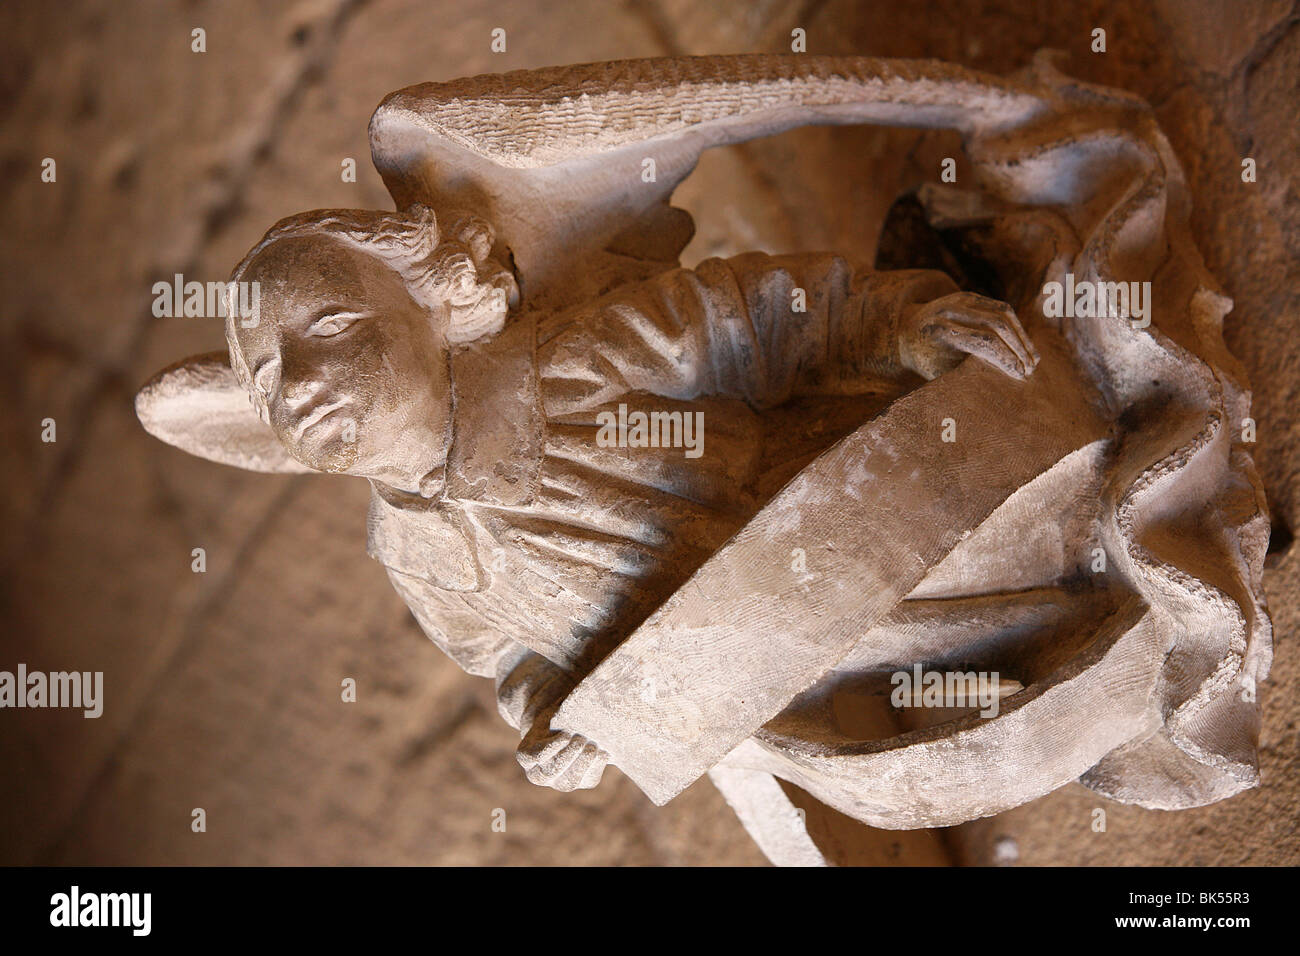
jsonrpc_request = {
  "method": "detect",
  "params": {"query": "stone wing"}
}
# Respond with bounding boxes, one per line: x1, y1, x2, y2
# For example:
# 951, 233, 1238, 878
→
366, 54, 1046, 315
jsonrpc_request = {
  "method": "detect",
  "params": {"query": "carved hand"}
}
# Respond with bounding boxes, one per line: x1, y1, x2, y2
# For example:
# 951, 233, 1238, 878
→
516, 717, 609, 792
899, 291, 1039, 381
495, 648, 609, 791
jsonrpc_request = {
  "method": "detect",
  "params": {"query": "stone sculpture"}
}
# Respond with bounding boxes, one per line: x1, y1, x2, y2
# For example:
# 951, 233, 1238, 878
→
135, 53, 1272, 865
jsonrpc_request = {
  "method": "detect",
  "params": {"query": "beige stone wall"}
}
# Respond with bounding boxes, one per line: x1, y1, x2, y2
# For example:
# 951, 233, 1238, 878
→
1, 0, 1295, 865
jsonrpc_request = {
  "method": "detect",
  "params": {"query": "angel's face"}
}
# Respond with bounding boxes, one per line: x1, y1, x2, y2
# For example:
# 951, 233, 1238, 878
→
234, 235, 451, 491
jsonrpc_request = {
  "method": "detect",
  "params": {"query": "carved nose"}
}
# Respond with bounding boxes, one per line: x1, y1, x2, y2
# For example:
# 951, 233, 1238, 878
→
280, 379, 324, 408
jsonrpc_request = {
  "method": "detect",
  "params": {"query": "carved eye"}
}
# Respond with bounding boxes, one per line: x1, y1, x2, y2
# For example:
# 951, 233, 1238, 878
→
307, 311, 365, 337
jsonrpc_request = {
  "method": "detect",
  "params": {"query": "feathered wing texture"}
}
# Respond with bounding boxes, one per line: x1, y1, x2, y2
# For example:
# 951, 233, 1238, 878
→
367, 55, 1047, 315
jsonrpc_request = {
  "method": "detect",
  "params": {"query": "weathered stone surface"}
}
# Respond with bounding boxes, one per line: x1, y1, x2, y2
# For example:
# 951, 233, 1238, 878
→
3, 0, 1297, 867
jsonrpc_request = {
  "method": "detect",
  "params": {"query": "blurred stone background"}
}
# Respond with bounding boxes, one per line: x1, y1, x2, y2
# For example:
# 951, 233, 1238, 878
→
1, 0, 1296, 865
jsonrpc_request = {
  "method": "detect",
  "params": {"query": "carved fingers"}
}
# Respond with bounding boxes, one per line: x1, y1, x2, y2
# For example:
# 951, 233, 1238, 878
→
901, 292, 1040, 381
517, 723, 609, 792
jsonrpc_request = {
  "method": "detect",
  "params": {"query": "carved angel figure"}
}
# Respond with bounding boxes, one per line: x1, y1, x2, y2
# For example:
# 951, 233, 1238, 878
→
137, 54, 1271, 859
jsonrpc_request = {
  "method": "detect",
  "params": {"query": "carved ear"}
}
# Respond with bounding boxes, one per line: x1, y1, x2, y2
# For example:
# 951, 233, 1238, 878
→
134, 352, 314, 474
